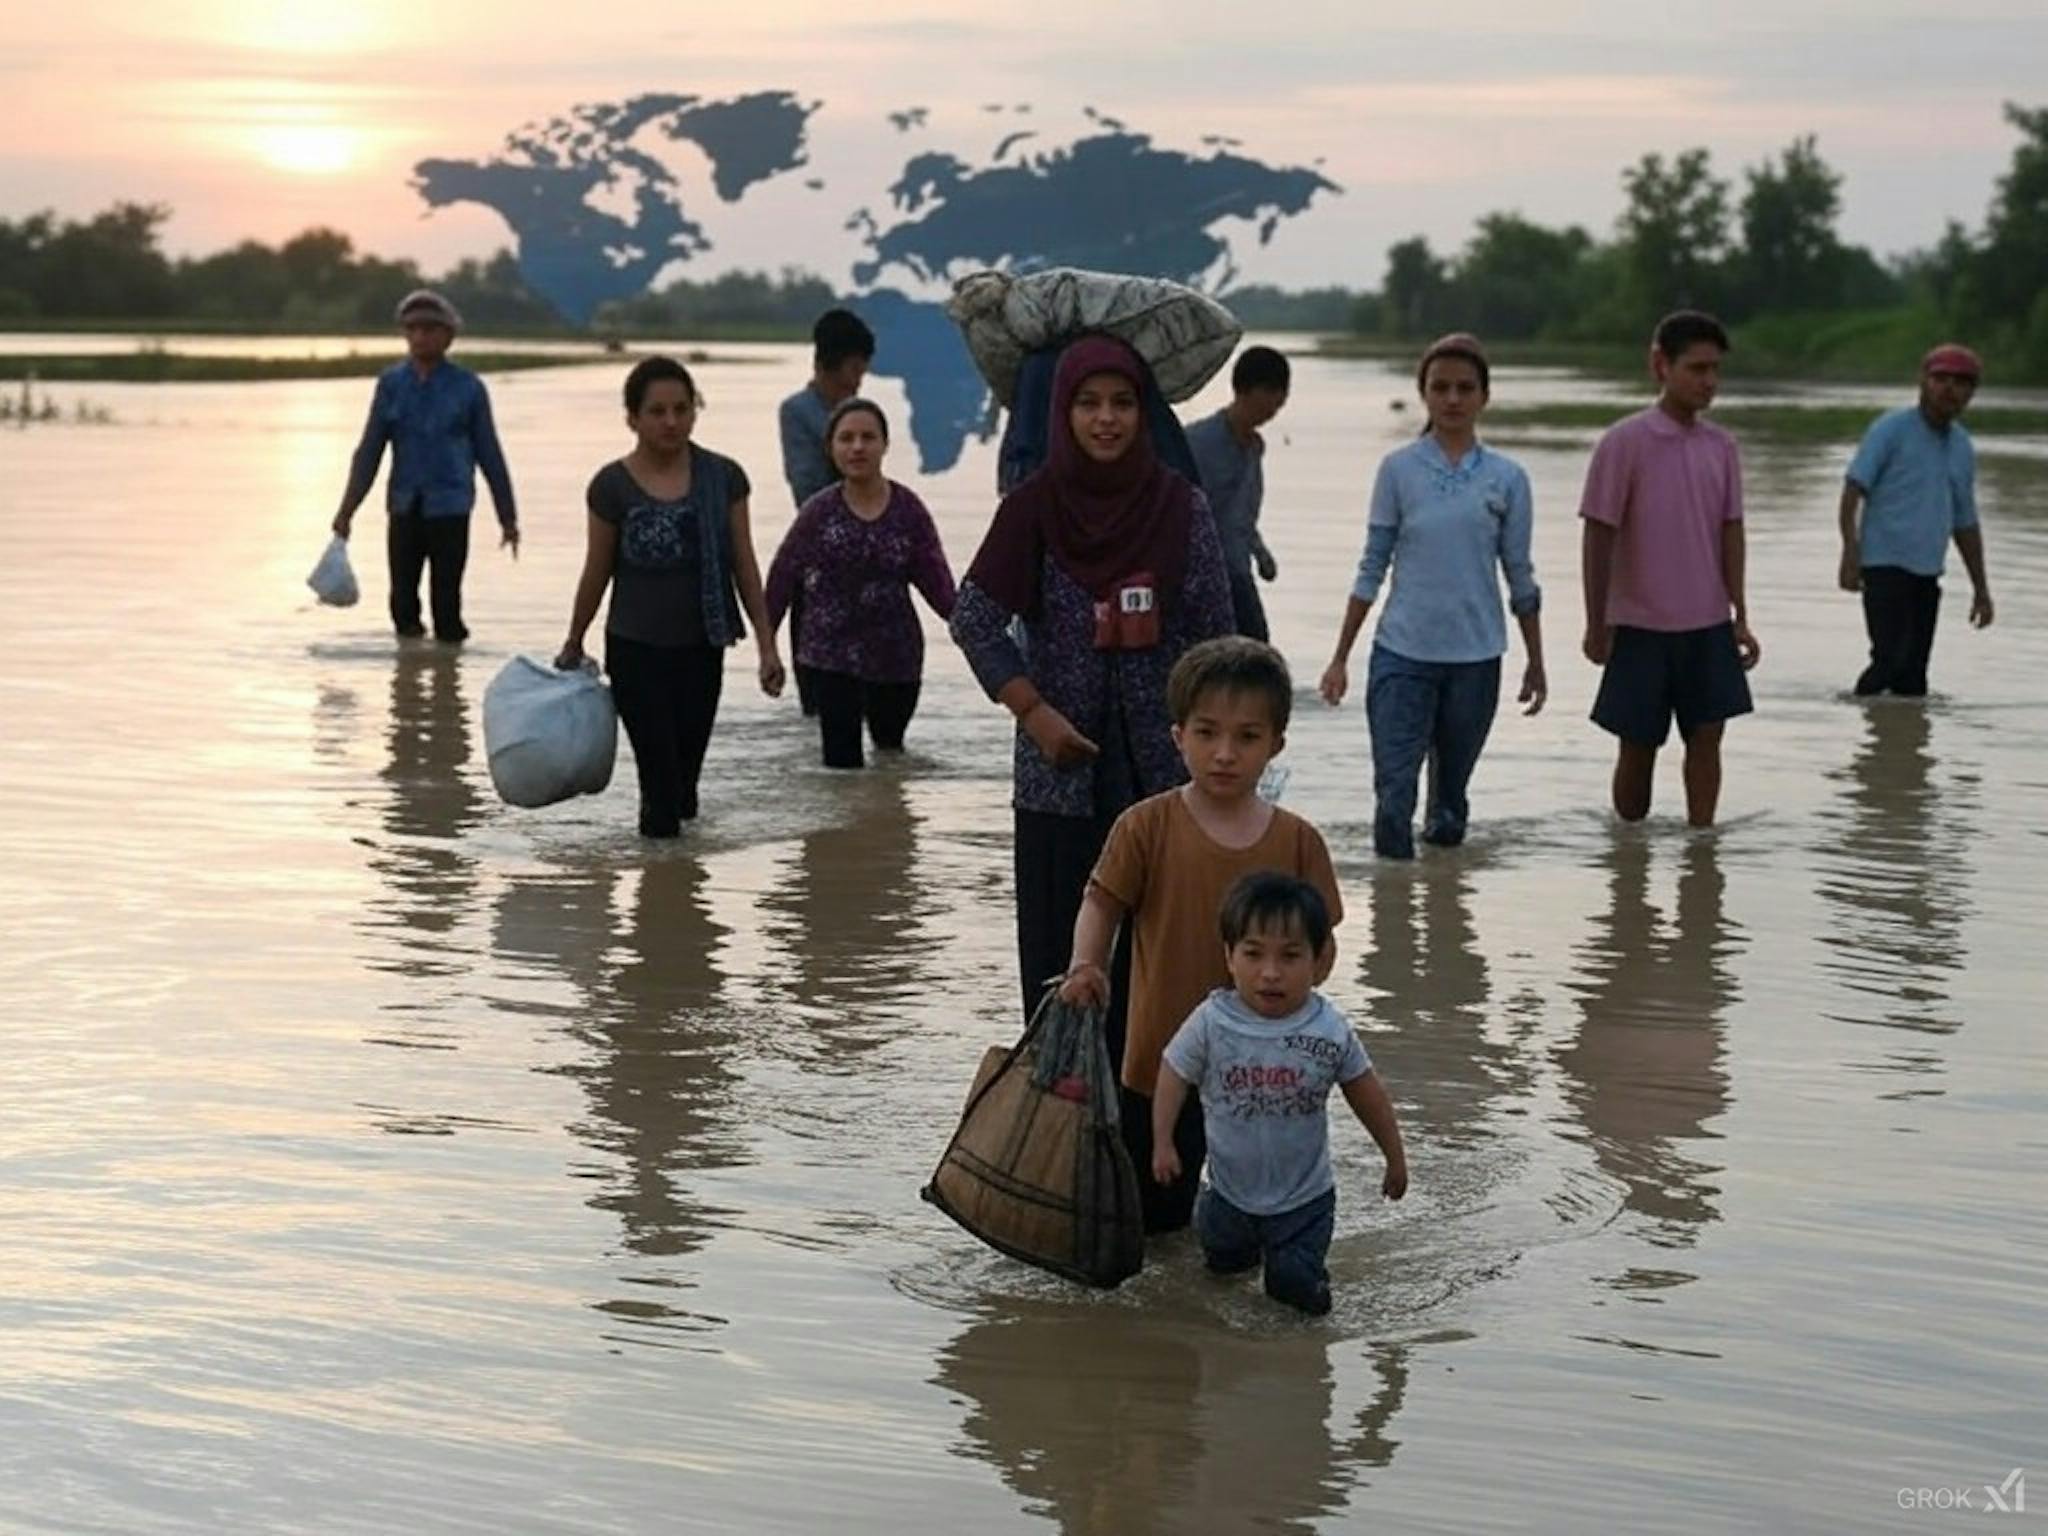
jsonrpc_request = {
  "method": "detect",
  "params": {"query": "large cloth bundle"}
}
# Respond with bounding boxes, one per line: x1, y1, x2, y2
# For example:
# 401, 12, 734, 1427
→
923, 991, 1145, 1288
947, 267, 1243, 408
481, 656, 618, 809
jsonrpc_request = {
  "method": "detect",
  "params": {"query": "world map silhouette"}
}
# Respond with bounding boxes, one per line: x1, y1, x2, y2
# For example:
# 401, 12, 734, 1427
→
413, 93, 1337, 473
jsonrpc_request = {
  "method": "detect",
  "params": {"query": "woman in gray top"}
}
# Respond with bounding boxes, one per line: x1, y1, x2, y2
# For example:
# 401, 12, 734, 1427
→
558, 357, 785, 836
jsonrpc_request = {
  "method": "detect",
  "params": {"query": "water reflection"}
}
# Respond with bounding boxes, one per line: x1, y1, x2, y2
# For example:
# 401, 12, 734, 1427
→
758, 774, 929, 1057
311, 682, 360, 765
362, 650, 484, 1041
500, 858, 742, 1261
936, 1308, 1409, 1535
1359, 865, 1527, 1149
1558, 839, 1736, 1248
1814, 706, 1973, 1072
490, 855, 744, 1347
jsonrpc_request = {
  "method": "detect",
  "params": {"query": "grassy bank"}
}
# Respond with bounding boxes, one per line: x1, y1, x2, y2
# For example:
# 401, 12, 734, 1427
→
0, 317, 810, 344
1481, 400, 2048, 440
0, 346, 750, 384
1319, 305, 2044, 386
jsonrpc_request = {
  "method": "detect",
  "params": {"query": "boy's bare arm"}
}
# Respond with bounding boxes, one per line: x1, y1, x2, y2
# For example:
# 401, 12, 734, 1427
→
1837, 483, 1865, 591
1955, 525, 1994, 626
1057, 882, 1127, 1007
1722, 519, 1760, 668
1151, 1066, 1191, 1184
1339, 1071, 1408, 1200
1581, 521, 1616, 664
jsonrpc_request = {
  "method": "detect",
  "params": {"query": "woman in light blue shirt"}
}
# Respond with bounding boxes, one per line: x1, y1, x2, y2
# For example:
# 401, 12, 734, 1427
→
1319, 334, 1546, 858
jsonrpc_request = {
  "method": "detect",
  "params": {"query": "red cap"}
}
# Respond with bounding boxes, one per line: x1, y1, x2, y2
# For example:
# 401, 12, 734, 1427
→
1921, 342, 1983, 379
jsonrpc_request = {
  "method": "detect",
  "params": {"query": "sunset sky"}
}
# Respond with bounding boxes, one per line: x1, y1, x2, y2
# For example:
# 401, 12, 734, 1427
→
6, 1, 2043, 289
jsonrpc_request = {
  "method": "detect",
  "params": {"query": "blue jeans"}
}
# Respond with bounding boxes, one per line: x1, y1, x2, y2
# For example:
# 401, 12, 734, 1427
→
1366, 646, 1501, 859
1195, 1185, 1337, 1315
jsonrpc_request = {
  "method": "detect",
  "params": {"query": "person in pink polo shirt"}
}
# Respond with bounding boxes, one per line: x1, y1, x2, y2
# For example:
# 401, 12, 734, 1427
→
1579, 310, 1762, 827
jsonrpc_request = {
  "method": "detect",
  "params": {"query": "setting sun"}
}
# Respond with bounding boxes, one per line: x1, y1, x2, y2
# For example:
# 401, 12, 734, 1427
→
252, 123, 360, 176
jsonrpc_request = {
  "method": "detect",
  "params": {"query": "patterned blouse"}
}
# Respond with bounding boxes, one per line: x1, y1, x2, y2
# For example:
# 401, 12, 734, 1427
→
950, 494, 1235, 819
764, 481, 958, 684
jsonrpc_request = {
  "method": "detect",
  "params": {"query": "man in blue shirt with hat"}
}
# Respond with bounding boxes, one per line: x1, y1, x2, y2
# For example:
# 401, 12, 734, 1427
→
1837, 342, 1995, 697
332, 288, 520, 643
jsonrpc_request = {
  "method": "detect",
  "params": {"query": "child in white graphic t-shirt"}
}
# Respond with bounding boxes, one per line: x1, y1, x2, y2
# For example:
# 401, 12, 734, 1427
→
1153, 872, 1408, 1316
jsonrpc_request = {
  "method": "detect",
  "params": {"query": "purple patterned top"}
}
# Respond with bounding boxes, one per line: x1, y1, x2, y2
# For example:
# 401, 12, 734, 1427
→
950, 494, 1235, 818
765, 481, 957, 684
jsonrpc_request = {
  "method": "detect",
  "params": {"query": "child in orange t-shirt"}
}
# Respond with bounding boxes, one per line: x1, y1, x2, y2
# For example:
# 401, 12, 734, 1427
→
1059, 637, 1344, 1233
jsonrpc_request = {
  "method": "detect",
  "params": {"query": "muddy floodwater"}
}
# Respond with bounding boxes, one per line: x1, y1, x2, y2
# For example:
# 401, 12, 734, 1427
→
1, 340, 2043, 1533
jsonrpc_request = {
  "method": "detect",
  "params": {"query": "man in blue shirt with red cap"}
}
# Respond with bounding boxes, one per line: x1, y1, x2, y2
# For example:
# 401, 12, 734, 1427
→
1837, 342, 1995, 696
332, 289, 520, 643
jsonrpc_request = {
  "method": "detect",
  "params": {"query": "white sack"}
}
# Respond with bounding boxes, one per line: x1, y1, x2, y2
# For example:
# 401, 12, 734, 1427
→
306, 535, 360, 607
482, 656, 618, 809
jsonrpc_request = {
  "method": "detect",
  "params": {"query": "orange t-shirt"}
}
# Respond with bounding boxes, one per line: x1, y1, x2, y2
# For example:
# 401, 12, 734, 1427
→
1090, 789, 1345, 1094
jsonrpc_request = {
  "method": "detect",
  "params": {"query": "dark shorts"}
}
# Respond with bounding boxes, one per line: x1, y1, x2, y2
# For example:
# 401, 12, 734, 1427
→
1592, 622, 1753, 747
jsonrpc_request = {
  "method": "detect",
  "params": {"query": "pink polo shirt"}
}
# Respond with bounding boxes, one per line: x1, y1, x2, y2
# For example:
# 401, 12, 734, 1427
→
1579, 406, 1743, 633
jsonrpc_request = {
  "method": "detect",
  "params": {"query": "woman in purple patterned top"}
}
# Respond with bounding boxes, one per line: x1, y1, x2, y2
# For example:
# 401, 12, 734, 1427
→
766, 399, 957, 769
948, 335, 1234, 1022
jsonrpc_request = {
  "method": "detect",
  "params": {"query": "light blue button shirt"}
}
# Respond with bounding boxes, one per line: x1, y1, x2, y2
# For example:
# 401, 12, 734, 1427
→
1185, 409, 1269, 569
1351, 437, 1540, 665
1846, 406, 1978, 577
778, 383, 835, 507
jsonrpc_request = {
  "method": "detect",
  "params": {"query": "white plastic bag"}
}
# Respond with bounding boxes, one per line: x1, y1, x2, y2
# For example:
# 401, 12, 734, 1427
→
482, 656, 619, 809
306, 535, 359, 607
946, 267, 1244, 406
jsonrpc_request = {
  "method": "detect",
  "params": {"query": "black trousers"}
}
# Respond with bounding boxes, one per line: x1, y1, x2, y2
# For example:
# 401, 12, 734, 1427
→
1856, 565, 1941, 697
1227, 563, 1270, 644
811, 669, 920, 769
387, 511, 470, 641
790, 589, 820, 716
605, 635, 724, 837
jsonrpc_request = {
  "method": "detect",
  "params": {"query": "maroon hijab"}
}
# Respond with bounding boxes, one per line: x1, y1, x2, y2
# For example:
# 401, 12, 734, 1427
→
966, 335, 1196, 617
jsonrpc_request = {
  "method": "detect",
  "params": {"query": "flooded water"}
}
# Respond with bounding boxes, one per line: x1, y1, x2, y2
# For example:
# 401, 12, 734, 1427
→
2, 343, 2043, 1534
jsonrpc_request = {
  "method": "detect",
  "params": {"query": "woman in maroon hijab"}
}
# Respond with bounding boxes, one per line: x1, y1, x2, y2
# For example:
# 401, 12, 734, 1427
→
950, 334, 1235, 1034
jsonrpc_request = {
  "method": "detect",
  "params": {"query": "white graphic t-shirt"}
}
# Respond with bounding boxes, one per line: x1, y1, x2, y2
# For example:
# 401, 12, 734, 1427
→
1161, 988, 1371, 1216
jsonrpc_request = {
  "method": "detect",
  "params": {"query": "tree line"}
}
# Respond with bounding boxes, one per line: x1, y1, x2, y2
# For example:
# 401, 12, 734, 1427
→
0, 211, 837, 337
1, 102, 2041, 376
1350, 104, 2048, 379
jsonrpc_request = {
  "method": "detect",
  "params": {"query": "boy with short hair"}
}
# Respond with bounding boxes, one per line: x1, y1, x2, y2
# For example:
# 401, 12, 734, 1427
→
1185, 346, 1291, 642
779, 307, 876, 507
779, 306, 876, 715
1579, 309, 1761, 827
1059, 636, 1343, 1233
1838, 342, 1996, 696
1152, 872, 1407, 1316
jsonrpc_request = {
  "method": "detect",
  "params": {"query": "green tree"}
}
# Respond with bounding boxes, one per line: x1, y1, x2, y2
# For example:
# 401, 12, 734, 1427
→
36, 203, 176, 317
278, 228, 359, 302
1617, 149, 1729, 319
1967, 102, 2048, 327
1382, 236, 1449, 336
437, 249, 562, 331
1452, 212, 1593, 338
177, 241, 291, 321
1893, 220, 1977, 314
1737, 135, 1844, 313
